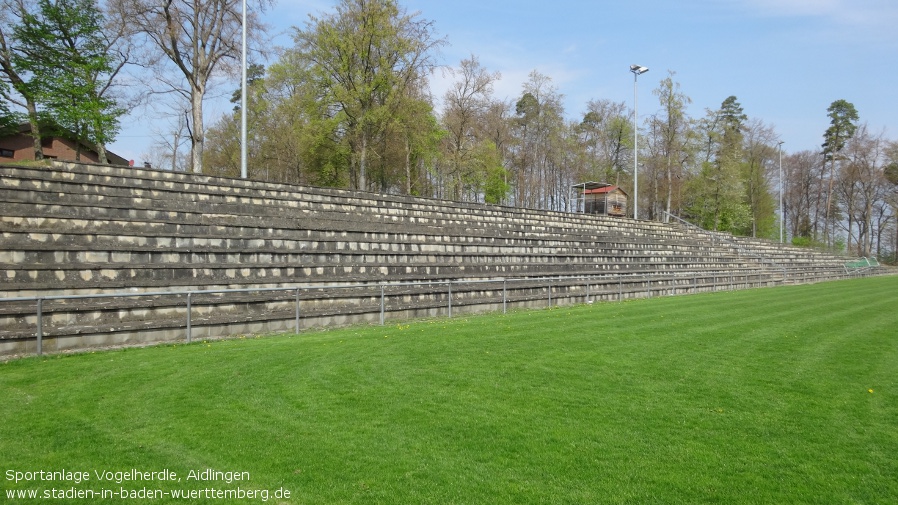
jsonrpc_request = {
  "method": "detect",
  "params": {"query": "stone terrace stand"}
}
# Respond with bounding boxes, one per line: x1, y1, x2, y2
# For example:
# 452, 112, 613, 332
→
0, 162, 885, 356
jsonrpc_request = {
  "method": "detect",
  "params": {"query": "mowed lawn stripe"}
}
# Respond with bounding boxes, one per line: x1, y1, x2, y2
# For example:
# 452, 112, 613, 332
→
1, 276, 896, 504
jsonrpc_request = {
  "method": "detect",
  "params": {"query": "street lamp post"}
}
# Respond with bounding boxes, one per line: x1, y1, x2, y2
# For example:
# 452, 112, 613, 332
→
240, 0, 248, 179
778, 141, 784, 243
630, 64, 648, 220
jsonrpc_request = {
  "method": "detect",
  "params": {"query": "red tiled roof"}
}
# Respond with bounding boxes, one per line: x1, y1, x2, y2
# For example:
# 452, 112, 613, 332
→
584, 185, 627, 195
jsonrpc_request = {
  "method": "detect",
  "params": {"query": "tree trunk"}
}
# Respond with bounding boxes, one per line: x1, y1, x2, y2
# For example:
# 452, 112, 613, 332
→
358, 132, 368, 190
864, 201, 874, 257
664, 154, 672, 223
823, 157, 837, 247
190, 86, 204, 173
405, 138, 412, 195
74, 124, 83, 162
846, 215, 853, 254
172, 128, 181, 171
813, 158, 827, 240
26, 102, 44, 160
97, 143, 108, 165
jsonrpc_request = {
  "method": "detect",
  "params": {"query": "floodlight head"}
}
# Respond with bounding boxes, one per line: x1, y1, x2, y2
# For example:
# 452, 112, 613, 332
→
630, 64, 649, 75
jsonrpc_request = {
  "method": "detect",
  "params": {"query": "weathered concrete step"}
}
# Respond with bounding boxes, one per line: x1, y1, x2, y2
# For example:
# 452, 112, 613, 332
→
0, 233, 745, 261
1, 165, 694, 240
2, 259, 762, 291
0, 224, 717, 267
0, 271, 787, 344
7, 163, 686, 231
3, 183, 624, 236
0, 208, 708, 256
1, 207, 683, 254
0, 235, 739, 261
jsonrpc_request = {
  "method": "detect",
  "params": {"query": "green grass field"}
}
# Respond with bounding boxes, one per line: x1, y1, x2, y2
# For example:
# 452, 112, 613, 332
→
2, 276, 897, 504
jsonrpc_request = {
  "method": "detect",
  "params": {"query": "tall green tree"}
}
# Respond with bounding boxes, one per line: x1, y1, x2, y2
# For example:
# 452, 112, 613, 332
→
266, 49, 352, 187
511, 70, 566, 209
204, 64, 267, 179
1, 0, 46, 159
0, 90, 18, 134
13, 0, 124, 163
649, 71, 693, 221
821, 99, 859, 244
576, 99, 631, 187
686, 97, 750, 232
293, 0, 444, 190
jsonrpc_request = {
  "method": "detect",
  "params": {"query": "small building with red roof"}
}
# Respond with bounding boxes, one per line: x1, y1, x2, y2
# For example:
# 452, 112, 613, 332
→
573, 182, 629, 217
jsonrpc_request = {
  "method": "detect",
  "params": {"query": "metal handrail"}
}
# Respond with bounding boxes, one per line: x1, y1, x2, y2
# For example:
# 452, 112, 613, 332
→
2, 264, 867, 357
663, 211, 789, 276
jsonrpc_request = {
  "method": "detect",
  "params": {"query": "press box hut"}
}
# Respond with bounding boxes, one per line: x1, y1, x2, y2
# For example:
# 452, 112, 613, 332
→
572, 182, 629, 217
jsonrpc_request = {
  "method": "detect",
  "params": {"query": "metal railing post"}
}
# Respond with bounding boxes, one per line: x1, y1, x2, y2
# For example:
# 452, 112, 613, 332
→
12, 263, 879, 357
186, 292, 193, 343
36, 298, 43, 356
502, 279, 507, 314
295, 287, 301, 333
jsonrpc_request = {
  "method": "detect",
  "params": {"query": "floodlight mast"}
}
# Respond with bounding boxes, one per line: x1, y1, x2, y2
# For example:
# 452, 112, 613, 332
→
630, 64, 648, 219
778, 141, 785, 243
240, 0, 247, 179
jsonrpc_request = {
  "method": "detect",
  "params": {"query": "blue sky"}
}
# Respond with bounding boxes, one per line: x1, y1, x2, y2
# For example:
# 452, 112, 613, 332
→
110, 0, 898, 164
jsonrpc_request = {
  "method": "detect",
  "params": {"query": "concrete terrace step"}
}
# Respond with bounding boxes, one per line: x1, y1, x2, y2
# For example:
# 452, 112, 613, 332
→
0, 216, 724, 266
0, 269, 789, 345
0, 190, 702, 247
1, 161, 880, 356
2, 256, 758, 294
2, 163, 692, 240
0, 191, 690, 249
0, 223, 734, 257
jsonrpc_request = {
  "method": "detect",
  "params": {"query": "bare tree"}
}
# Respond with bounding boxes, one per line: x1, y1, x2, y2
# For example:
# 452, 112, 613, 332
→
441, 55, 501, 200
649, 71, 693, 221
839, 124, 888, 256
115, 0, 270, 173
742, 118, 778, 238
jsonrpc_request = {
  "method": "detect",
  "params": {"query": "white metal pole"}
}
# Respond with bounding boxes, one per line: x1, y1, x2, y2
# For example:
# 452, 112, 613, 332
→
240, 0, 248, 179
630, 65, 647, 219
633, 72, 638, 220
778, 141, 784, 243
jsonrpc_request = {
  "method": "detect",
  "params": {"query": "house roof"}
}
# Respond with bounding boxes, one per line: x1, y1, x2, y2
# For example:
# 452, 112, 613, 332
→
573, 181, 612, 191
584, 185, 629, 196
5, 122, 128, 166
